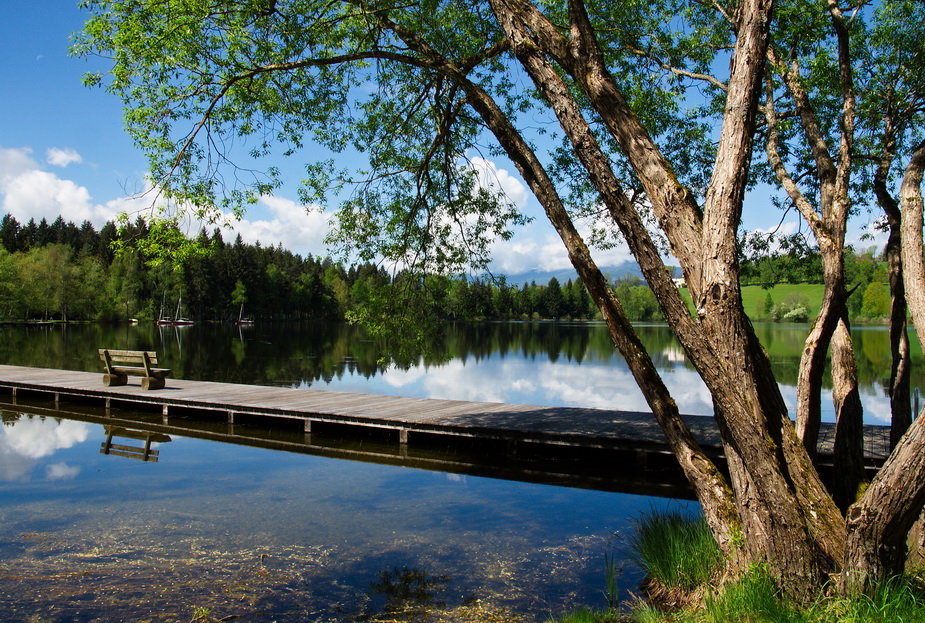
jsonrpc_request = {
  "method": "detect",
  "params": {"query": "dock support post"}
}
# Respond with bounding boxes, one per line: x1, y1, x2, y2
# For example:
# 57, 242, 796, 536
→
304, 420, 312, 433
162, 404, 169, 424
399, 429, 409, 458
54, 392, 59, 408
11, 387, 17, 404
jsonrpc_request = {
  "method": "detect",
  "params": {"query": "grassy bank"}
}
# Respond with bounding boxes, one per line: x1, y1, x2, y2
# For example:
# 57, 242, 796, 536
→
554, 511, 925, 623
740, 283, 825, 321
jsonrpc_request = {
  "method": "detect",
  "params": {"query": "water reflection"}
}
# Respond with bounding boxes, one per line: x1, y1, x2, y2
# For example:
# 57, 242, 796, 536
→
0, 321, 915, 425
365, 566, 452, 622
100, 426, 171, 462
0, 414, 89, 481
0, 401, 685, 622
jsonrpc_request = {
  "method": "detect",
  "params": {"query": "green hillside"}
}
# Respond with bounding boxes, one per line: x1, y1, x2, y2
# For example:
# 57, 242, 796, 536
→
679, 283, 826, 322
741, 283, 825, 321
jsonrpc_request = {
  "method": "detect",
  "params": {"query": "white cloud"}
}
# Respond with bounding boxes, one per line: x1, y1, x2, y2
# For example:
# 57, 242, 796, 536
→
46, 462, 81, 480
850, 220, 889, 253
0, 146, 37, 188
748, 220, 798, 241
0, 416, 90, 482
469, 156, 529, 209
489, 225, 634, 275
46, 147, 83, 168
1, 146, 120, 228
225, 195, 333, 257
3, 417, 90, 460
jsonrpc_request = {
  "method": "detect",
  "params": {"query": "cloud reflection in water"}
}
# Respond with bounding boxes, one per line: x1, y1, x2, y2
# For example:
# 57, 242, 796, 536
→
0, 416, 89, 481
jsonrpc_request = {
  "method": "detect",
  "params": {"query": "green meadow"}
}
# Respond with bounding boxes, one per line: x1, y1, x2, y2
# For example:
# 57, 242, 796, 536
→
740, 283, 826, 320
680, 284, 826, 321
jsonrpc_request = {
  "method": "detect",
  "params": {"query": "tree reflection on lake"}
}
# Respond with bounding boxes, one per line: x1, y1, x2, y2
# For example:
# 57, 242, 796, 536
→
0, 320, 913, 620
0, 320, 916, 424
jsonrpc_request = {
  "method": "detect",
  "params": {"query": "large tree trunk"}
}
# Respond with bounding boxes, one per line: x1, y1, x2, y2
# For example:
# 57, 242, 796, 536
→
831, 317, 865, 513
886, 238, 912, 450
874, 140, 912, 448
490, 0, 845, 599
843, 140, 925, 591
793, 262, 845, 461
844, 416, 925, 590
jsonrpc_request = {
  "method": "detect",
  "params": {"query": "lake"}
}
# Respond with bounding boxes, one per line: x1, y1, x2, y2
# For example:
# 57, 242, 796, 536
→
0, 321, 916, 621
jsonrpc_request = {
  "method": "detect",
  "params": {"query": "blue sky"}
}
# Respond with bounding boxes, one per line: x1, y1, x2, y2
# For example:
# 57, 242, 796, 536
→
1, 2, 884, 276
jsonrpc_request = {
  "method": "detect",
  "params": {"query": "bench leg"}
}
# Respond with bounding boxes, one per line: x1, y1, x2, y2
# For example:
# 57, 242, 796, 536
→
141, 376, 166, 390
103, 373, 128, 387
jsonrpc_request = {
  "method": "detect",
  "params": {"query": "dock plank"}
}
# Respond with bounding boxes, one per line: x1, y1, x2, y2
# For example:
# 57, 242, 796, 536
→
0, 364, 890, 463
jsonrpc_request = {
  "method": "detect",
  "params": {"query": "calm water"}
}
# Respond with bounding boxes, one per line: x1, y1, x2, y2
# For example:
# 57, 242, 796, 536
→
0, 321, 916, 621
0, 320, 917, 422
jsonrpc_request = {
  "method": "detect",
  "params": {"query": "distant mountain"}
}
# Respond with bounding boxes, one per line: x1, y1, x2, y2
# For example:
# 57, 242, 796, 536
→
493, 261, 646, 286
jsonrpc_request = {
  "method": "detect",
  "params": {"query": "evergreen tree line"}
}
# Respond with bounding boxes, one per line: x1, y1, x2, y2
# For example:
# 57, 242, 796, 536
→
0, 214, 603, 323
1, 214, 893, 324
0, 214, 897, 324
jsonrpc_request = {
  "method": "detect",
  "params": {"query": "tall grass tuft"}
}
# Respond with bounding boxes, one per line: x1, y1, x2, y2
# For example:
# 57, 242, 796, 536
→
702, 567, 803, 623
627, 509, 722, 595
806, 575, 925, 622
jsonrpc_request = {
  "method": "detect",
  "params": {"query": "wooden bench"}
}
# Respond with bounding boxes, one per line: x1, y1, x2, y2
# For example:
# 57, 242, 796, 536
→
100, 425, 171, 462
99, 349, 172, 390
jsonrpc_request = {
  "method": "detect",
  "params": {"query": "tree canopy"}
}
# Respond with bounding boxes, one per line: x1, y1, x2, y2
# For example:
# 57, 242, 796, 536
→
75, 0, 925, 601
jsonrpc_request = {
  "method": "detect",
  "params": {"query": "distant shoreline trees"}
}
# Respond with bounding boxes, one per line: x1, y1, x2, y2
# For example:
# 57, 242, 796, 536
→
0, 213, 600, 323
1, 213, 893, 325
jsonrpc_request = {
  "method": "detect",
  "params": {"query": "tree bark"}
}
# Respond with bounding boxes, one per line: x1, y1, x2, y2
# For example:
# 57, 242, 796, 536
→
831, 317, 865, 513
844, 416, 925, 590
843, 139, 925, 591
874, 132, 912, 448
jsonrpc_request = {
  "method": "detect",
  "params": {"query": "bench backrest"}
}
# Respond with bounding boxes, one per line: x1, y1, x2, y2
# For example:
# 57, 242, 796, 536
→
98, 349, 159, 365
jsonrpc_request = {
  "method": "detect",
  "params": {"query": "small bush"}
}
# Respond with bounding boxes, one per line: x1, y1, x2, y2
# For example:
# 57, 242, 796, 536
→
771, 291, 811, 322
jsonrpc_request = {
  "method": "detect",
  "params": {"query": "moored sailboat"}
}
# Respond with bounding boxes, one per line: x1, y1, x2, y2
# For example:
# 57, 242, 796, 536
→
172, 298, 194, 326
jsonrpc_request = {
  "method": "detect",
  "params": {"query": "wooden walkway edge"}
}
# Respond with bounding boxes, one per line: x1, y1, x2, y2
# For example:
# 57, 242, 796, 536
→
0, 364, 891, 472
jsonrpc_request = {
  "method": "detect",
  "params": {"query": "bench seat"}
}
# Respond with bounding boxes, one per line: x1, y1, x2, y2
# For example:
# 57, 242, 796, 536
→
99, 349, 172, 390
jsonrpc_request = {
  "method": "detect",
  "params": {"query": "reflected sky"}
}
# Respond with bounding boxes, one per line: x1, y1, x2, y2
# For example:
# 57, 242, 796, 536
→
0, 410, 691, 621
0, 416, 89, 482
311, 348, 889, 424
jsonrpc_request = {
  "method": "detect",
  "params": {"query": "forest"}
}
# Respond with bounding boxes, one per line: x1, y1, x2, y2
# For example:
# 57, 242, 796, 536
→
1, 213, 892, 325
0, 213, 598, 323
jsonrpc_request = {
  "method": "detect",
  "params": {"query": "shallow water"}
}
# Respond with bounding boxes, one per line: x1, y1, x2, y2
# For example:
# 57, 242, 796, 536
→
0, 320, 911, 621
0, 402, 692, 622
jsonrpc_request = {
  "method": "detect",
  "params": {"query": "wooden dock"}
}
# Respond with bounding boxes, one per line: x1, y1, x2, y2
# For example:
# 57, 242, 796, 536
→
0, 364, 892, 495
